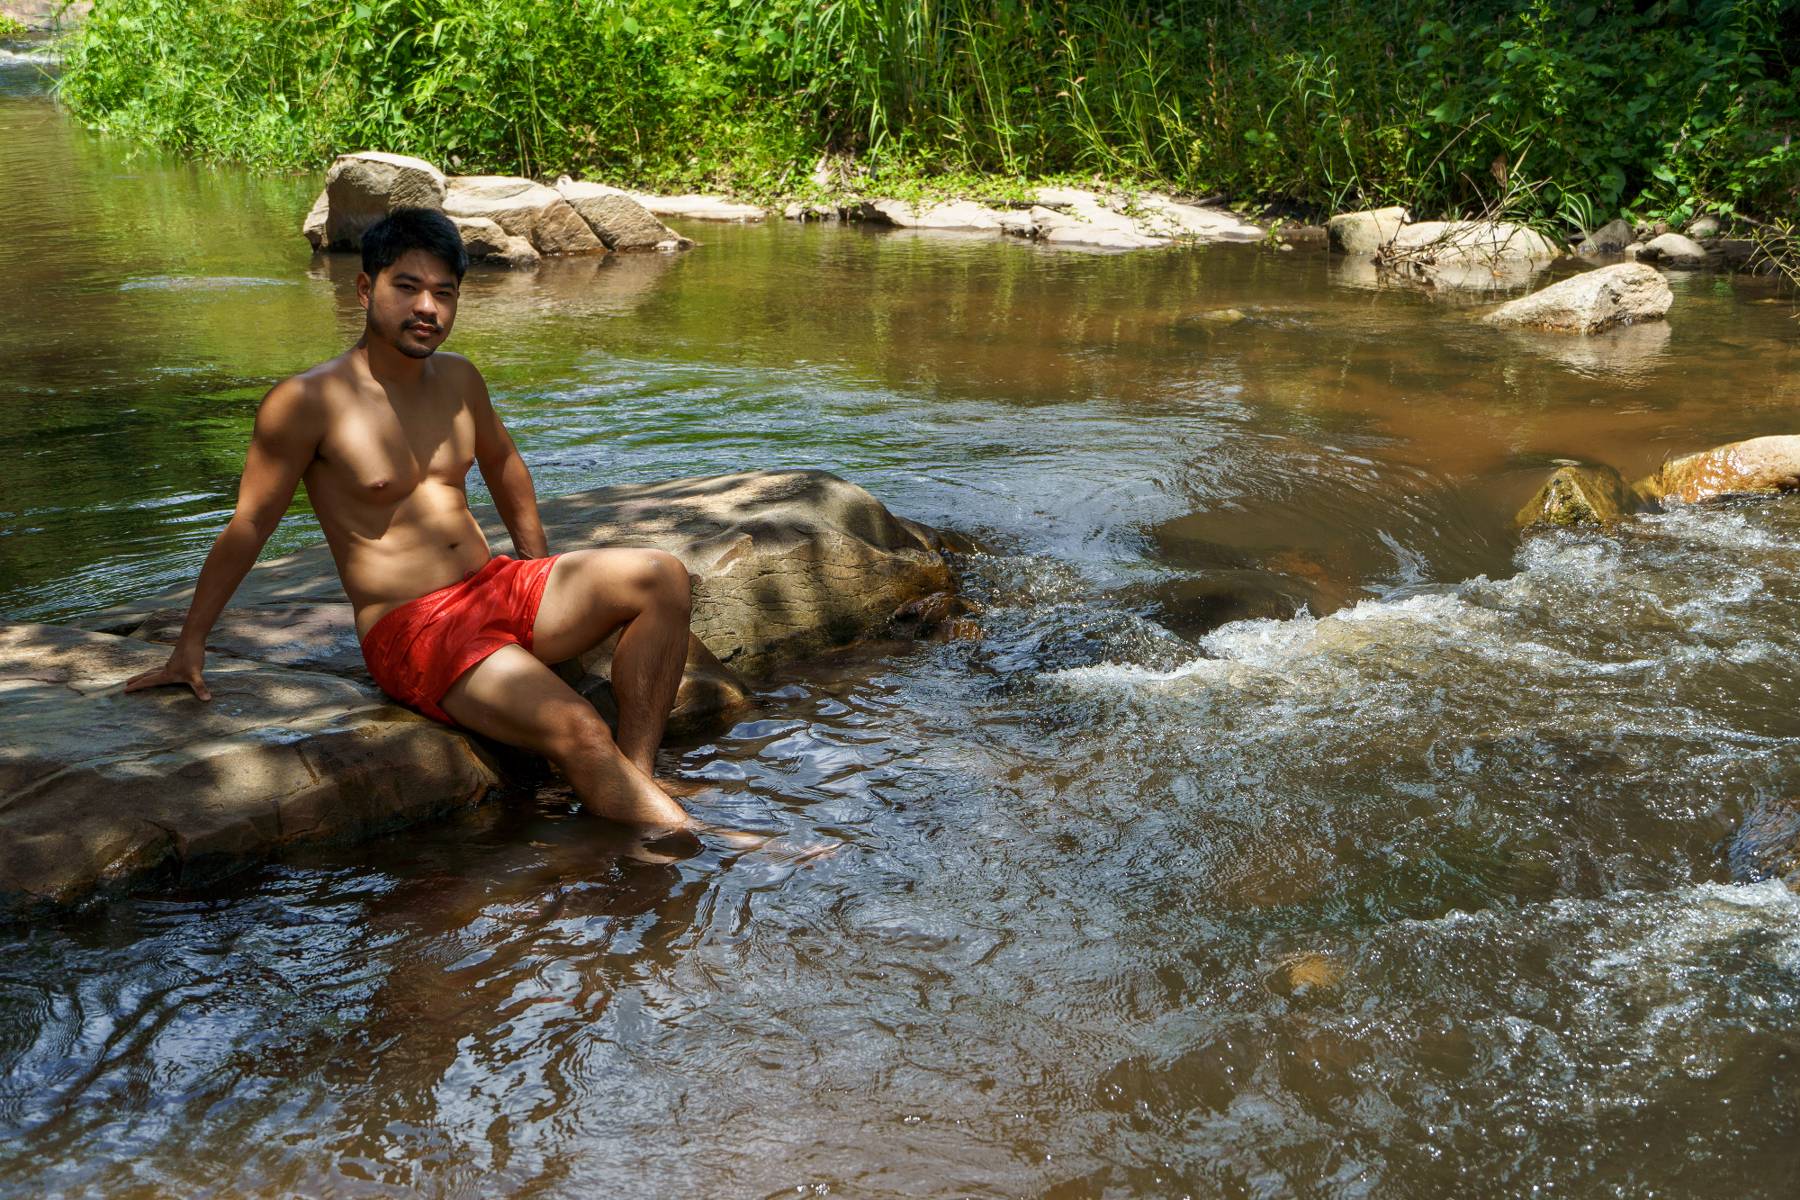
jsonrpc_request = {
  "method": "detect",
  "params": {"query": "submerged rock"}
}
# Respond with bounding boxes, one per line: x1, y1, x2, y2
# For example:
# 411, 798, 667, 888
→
1483, 263, 1673, 334
1637, 232, 1708, 269
322, 151, 447, 251
1639, 435, 1800, 505
1516, 464, 1640, 529
0, 623, 500, 914
1729, 796, 1800, 891
1327, 206, 1408, 256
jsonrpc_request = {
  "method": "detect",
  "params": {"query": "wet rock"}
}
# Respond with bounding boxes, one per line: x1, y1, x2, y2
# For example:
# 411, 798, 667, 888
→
1729, 796, 1800, 890
1515, 464, 1639, 529
1182, 307, 1248, 328
1637, 232, 1708, 269
1327, 206, 1408, 256
302, 189, 329, 251
1714, 238, 1758, 270
84, 470, 957, 686
449, 215, 539, 267
322, 152, 448, 250
443, 176, 604, 256
1267, 953, 1344, 997
1483, 263, 1673, 334
0, 623, 500, 914
556, 179, 692, 251
1576, 217, 1634, 256
1638, 435, 1800, 505
1687, 214, 1722, 240
1136, 571, 1315, 638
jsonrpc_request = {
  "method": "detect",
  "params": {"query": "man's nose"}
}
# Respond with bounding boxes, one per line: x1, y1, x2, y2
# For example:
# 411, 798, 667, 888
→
412, 292, 439, 319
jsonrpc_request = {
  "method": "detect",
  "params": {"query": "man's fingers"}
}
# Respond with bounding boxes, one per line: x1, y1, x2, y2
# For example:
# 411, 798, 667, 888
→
122, 669, 167, 693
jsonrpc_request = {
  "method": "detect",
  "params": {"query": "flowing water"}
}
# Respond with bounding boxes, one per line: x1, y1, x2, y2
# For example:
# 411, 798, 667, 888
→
4, 43, 1800, 1199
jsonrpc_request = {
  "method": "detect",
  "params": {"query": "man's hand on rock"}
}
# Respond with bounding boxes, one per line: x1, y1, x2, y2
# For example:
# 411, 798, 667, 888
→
124, 643, 212, 701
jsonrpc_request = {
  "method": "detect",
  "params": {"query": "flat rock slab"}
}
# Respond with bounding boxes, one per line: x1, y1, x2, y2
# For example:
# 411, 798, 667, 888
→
0, 624, 499, 914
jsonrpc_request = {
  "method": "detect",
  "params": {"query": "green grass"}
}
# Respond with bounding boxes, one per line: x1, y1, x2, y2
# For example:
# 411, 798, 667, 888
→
0, 13, 28, 39
54, 1, 1800, 227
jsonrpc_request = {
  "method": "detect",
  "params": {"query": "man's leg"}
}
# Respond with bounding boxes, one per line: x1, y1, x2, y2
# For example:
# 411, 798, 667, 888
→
529, 548, 691, 777
439, 644, 689, 828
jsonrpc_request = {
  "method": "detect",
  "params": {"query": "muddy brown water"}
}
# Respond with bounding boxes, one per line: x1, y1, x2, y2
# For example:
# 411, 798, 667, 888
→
4, 47, 1800, 1198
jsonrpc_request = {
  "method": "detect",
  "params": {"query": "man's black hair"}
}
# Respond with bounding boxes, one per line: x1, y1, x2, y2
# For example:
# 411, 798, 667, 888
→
361, 207, 469, 282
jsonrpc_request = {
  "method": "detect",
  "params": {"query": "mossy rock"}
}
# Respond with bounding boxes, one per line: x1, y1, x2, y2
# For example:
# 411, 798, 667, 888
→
1515, 464, 1639, 530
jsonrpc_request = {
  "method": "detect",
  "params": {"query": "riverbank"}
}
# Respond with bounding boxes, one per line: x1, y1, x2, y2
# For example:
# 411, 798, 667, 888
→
48, 0, 1800, 244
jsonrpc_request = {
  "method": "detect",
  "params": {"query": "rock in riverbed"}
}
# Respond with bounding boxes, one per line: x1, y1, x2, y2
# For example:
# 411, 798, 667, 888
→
1515, 464, 1641, 529
322, 151, 447, 251
1327, 207, 1408, 256
1639, 435, 1800, 505
0, 623, 501, 913
1637, 232, 1708, 269
20, 471, 958, 914
1484, 263, 1673, 334
1730, 796, 1800, 891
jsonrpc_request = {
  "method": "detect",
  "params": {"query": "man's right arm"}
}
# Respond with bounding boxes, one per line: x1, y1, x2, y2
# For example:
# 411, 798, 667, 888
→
124, 378, 323, 700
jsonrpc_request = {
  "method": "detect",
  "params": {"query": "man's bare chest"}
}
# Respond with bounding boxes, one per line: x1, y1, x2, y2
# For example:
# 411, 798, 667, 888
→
312, 396, 477, 502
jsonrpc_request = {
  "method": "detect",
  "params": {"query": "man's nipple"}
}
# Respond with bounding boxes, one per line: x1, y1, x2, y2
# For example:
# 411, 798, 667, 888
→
369, 478, 389, 491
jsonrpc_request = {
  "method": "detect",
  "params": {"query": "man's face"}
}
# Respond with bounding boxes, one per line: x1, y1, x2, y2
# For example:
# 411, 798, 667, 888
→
358, 248, 460, 359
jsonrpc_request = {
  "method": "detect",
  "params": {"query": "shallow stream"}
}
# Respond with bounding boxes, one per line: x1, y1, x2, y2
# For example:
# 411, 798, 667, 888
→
3, 44, 1799, 1198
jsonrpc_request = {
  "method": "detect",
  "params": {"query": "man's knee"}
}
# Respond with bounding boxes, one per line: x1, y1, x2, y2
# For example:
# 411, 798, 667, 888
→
628, 549, 691, 619
541, 702, 617, 766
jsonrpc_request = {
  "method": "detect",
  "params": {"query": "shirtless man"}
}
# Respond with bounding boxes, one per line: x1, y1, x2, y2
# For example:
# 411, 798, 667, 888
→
124, 208, 696, 833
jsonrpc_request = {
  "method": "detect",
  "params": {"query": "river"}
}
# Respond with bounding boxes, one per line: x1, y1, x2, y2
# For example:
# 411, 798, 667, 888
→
3, 40, 1799, 1198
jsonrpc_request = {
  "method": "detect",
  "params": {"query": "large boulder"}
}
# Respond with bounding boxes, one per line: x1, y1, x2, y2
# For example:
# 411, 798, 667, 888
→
1515, 464, 1640, 529
443, 176, 604, 255
322, 152, 447, 250
0, 623, 500, 914
1637, 435, 1800, 505
556, 179, 692, 250
1483, 263, 1673, 334
1637, 232, 1708, 269
1327, 206, 1408, 256
84, 470, 958, 686
627, 193, 766, 222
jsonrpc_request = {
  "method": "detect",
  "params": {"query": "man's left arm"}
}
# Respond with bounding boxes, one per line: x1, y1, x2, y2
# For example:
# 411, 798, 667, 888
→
469, 364, 550, 560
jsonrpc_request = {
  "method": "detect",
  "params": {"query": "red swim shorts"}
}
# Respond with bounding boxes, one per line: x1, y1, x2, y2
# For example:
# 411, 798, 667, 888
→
359, 554, 562, 724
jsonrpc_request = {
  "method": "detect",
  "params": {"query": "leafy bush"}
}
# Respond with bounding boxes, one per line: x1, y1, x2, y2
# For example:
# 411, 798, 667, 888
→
55, 0, 1800, 221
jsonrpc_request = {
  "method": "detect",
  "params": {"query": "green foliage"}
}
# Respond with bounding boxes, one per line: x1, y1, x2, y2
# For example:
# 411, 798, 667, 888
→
0, 13, 28, 39
56, 0, 1800, 221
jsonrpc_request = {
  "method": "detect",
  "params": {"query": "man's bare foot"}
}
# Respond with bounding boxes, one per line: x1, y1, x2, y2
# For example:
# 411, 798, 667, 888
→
688, 820, 776, 852
655, 776, 712, 799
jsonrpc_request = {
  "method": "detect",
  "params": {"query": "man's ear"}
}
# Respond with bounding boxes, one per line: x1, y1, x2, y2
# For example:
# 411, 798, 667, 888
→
355, 271, 372, 310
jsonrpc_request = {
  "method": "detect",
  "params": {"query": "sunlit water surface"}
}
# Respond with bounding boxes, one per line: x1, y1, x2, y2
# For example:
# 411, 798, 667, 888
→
3, 46, 1800, 1198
